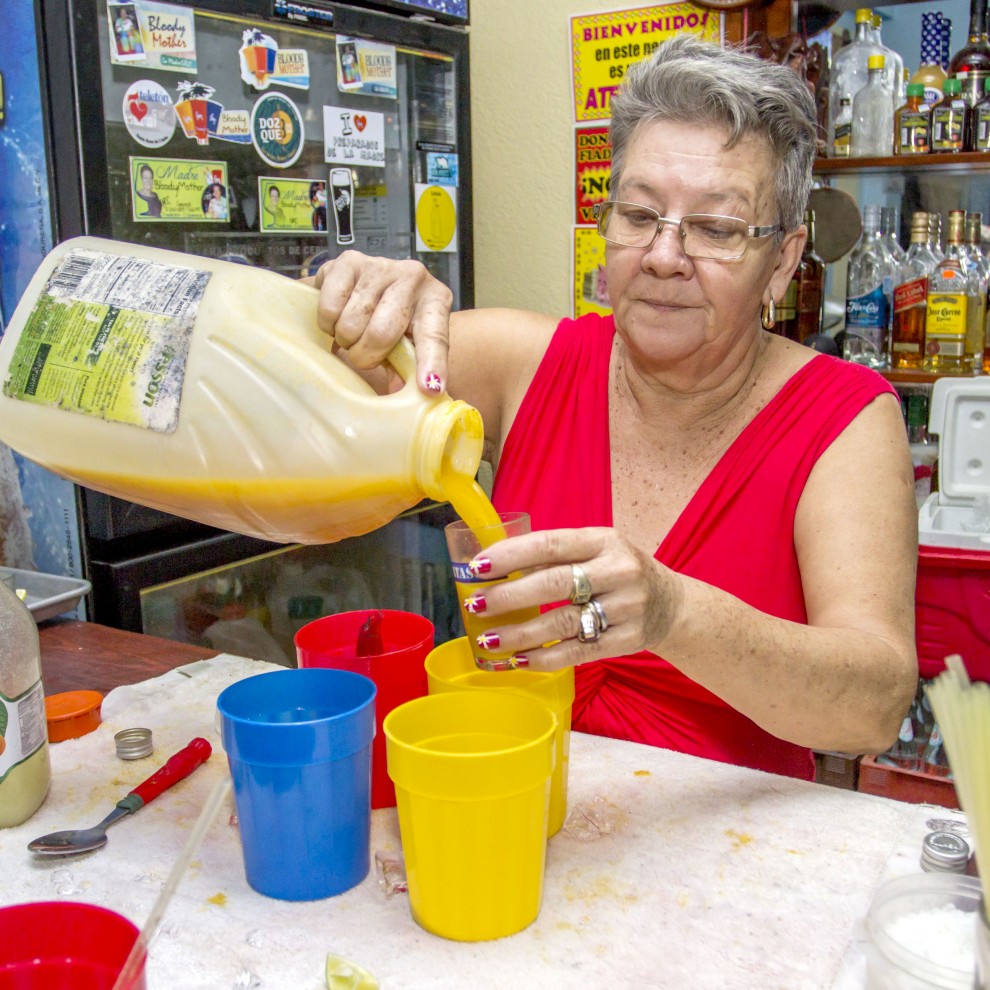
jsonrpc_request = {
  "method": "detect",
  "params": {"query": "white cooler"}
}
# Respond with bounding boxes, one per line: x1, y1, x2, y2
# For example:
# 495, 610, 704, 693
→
916, 376, 990, 682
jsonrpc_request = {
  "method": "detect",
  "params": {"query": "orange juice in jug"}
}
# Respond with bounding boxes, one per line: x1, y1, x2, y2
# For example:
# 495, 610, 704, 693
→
0, 237, 486, 544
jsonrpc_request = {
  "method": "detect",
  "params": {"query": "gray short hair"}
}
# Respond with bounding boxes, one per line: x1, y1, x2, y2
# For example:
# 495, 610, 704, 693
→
609, 35, 816, 234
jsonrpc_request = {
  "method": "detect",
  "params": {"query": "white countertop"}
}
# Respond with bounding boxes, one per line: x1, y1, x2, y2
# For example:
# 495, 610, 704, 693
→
1, 655, 965, 989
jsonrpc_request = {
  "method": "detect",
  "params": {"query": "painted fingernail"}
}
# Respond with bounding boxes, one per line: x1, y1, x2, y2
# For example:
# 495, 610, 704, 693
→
464, 593, 486, 614
476, 631, 500, 650
424, 372, 443, 392
511, 655, 530, 668
468, 557, 492, 576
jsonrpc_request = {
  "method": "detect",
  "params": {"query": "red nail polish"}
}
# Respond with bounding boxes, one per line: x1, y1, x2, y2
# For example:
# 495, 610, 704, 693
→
468, 557, 492, 576
512, 655, 530, 668
476, 631, 500, 650
425, 372, 443, 392
464, 593, 486, 614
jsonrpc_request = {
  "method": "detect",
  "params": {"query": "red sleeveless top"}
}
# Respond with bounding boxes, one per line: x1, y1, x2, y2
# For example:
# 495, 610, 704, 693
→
492, 313, 897, 780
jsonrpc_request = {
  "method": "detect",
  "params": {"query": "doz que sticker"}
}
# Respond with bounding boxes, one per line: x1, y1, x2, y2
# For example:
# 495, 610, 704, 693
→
251, 92, 304, 169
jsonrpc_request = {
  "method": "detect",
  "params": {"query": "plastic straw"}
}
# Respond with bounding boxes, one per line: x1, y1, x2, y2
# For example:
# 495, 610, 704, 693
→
111, 776, 232, 990
927, 654, 990, 922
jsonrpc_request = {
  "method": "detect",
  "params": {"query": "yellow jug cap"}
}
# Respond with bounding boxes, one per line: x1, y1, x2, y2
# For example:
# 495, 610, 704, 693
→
868, 55, 885, 70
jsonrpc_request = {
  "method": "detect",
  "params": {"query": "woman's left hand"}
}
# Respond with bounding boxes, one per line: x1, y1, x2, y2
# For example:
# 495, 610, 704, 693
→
465, 527, 683, 669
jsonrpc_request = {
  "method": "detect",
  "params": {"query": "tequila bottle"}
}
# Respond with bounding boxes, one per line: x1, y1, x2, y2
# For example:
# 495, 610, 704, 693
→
925, 210, 972, 373
844, 204, 896, 367
964, 212, 989, 368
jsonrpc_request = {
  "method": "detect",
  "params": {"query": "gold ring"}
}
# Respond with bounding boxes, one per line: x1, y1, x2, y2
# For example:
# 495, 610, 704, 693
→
570, 563, 593, 606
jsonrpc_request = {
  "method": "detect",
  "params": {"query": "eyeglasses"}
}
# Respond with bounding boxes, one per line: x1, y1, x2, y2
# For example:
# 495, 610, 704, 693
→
593, 201, 782, 261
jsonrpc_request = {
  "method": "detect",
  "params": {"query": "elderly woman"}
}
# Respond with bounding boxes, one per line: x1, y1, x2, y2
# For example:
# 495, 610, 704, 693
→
313, 36, 918, 781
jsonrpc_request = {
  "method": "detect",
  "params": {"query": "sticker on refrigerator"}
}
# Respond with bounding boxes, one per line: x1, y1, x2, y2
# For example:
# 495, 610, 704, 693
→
324, 107, 385, 168
122, 80, 175, 149
129, 157, 228, 222
174, 82, 251, 146
329, 168, 355, 245
259, 177, 327, 233
239, 30, 310, 91
107, 1, 197, 73
414, 184, 457, 254
1, 247, 208, 434
335, 37, 397, 99
426, 152, 458, 187
251, 92, 304, 169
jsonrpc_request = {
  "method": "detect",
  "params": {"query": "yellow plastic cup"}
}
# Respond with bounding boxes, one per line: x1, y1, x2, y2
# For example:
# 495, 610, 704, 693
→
384, 691, 556, 942
425, 637, 574, 836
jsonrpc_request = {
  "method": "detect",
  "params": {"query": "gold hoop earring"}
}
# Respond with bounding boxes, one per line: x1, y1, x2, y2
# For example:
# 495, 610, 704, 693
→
761, 298, 776, 330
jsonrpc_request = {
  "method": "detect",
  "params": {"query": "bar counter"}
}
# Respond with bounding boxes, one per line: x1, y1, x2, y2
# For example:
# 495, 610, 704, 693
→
17, 624, 962, 988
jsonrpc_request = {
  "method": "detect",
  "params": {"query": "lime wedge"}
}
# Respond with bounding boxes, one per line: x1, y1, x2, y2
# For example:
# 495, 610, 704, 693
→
325, 953, 379, 990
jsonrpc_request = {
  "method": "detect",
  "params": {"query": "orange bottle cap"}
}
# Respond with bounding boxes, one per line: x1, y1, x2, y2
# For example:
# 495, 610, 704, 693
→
45, 690, 104, 742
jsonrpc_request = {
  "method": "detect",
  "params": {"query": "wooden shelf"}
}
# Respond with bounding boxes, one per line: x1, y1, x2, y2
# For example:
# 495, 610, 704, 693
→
815, 152, 990, 175
882, 369, 985, 385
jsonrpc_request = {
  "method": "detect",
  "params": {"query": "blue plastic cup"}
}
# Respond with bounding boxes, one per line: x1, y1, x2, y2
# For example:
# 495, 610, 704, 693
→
217, 668, 376, 901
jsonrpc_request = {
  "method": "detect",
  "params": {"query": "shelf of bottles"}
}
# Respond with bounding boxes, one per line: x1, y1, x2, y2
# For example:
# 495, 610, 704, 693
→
815, 151, 990, 174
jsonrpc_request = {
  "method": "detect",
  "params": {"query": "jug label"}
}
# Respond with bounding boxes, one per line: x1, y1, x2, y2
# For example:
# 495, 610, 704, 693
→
2, 249, 210, 434
0, 680, 45, 783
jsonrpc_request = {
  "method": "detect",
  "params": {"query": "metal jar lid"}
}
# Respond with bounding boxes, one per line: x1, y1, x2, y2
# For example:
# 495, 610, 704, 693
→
114, 727, 153, 760
920, 831, 970, 873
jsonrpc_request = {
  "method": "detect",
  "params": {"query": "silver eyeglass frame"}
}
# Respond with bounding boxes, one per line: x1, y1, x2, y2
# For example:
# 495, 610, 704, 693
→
592, 201, 782, 261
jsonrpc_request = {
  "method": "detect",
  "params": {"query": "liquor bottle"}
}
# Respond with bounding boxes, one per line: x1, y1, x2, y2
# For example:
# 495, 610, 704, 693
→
948, 0, 990, 108
911, 12, 949, 110
775, 279, 798, 341
970, 76, 990, 148
931, 78, 970, 152
891, 212, 939, 370
871, 12, 906, 108
851, 55, 894, 157
828, 8, 884, 156
881, 207, 906, 263
844, 204, 896, 367
946, 211, 985, 369
929, 212, 944, 259
794, 209, 826, 342
925, 210, 972, 373
895, 84, 931, 155
833, 97, 853, 158
963, 212, 989, 369
921, 722, 953, 778
876, 711, 921, 770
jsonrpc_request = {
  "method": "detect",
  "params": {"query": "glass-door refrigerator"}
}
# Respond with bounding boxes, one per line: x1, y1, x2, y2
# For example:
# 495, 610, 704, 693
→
31, 0, 472, 657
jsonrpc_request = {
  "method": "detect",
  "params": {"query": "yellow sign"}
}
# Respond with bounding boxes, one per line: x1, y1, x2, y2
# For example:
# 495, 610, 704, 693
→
570, 4, 721, 122
573, 226, 611, 318
415, 184, 457, 253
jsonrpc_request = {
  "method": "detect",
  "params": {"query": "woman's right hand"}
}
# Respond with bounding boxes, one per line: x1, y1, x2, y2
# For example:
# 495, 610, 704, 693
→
313, 251, 453, 395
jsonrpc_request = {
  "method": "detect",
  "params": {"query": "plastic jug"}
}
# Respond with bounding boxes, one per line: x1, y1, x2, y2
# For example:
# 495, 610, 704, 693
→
0, 237, 486, 544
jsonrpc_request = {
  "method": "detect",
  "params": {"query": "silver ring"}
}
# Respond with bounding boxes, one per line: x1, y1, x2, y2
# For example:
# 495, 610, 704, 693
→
570, 563, 593, 606
587, 597, 609, 632
577, 602, 602, 644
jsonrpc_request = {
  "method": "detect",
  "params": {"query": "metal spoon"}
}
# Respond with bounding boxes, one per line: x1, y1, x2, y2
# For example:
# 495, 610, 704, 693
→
28, 737, 212, 856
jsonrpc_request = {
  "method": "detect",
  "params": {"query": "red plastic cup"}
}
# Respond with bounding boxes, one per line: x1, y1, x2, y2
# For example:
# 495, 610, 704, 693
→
0, 901, 145, 989
295, 609, 433, 809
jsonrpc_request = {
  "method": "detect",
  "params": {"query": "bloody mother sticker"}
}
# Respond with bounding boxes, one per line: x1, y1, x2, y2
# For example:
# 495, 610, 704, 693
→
250, 91, 304, 169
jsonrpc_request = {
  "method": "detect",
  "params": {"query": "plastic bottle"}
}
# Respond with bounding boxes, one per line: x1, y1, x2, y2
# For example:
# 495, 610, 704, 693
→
0, 577, 51, 827
851, 55, 894, 158
970, 75, 990, 149
931, 77, 970, 152
844, 204, 897, 367
828, 8, 884, 156
894, 83, 931, 155
0, 238, 491, 545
